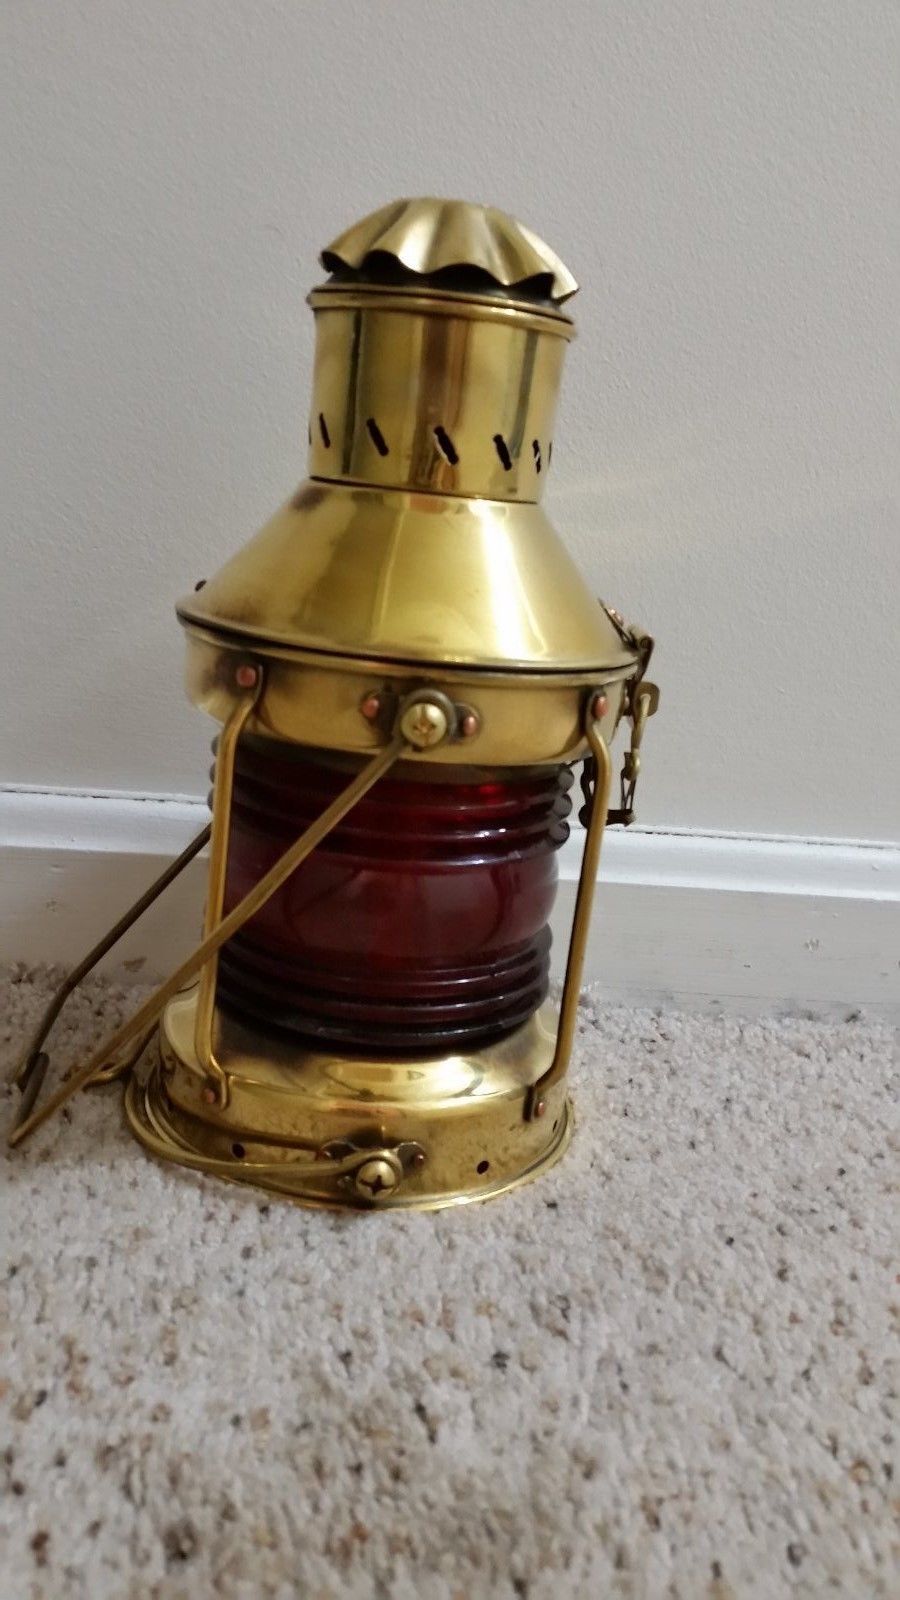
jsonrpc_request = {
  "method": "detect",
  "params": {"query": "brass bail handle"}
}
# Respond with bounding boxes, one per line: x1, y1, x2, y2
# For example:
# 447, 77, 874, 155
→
8, 733, 408, 1146
7, 664, 265, 1138
6, 680, 457, 1149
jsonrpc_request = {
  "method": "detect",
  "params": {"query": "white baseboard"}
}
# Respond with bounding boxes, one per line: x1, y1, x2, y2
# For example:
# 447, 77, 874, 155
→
1, 787, 897, 1018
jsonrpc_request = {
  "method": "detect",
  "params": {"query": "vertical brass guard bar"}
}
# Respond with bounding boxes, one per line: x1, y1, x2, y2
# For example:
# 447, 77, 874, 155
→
193, 681, 263, 1103
8, 735, 408, 1148
9, 824, 212, 1091
526, 717, 612, 1118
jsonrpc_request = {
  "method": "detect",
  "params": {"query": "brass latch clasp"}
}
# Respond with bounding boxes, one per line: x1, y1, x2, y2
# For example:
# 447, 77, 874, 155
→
607, 680, 660, 826
579, 679, 660, 830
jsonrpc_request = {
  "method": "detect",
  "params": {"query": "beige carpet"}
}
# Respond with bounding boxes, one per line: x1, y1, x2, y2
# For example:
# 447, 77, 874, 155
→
1, 967, 897, 1599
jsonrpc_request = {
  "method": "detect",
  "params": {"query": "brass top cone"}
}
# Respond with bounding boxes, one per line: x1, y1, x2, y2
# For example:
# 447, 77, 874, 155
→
178, 197, 636, 679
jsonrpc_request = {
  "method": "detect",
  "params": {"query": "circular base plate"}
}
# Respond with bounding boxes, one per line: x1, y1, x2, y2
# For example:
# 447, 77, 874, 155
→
123, 991, 573, 1211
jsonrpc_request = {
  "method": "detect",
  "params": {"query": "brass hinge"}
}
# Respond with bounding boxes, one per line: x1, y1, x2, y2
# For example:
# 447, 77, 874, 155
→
580, 678, 660, 829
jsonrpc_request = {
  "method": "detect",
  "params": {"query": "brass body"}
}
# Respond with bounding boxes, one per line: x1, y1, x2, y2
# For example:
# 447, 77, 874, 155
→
10, 199, 657, 1210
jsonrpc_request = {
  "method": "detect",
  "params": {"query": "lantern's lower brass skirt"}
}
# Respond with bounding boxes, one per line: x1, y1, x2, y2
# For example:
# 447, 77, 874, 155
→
124, 987, 571, 1210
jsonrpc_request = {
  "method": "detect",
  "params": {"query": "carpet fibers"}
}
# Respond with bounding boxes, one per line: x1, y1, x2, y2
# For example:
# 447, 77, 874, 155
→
1, 968, 897, 1599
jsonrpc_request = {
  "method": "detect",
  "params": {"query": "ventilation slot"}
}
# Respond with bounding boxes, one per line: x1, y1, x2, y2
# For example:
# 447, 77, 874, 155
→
433, 426, 459, 465
318, 413, 331, 448
366, 418, 389, 456
493, 434, 513, 471
532, 439, 542, 473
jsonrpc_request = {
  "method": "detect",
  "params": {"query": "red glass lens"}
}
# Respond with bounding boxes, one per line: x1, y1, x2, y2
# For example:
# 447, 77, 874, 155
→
217, 739, 572, 1052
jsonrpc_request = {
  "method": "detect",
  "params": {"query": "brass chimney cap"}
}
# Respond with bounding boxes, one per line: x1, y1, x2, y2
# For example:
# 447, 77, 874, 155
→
320, 197, 579, 305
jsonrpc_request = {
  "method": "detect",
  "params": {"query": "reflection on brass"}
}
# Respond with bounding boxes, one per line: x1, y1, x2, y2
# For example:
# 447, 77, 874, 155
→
9, 197, 659, 1209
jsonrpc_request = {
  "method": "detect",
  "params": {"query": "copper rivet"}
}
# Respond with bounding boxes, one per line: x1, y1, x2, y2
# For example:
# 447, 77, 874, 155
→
591, 692, 608, 720
202, 1087, 216, 1105
412, 1151, 426, 1169
235, 664, 258, 689
360, 694, 382, 721
534, 1099, 547, 1119
459, 711, 480, 738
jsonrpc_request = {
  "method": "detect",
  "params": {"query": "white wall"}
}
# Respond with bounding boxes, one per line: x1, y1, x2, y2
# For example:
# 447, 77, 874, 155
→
4, 1, 899, 843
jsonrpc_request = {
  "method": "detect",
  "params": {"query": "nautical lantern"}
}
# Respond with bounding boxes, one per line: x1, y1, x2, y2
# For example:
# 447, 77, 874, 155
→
10, 198, 658, 1209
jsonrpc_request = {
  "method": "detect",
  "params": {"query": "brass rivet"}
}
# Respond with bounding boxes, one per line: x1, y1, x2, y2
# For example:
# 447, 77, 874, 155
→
459, 710, 480, 738
359, 693, 382, 721
399, 699, 450, 749
590, 692, 609, 720
534, 1099, 547, 1119
353, 1157, 401, 1200
235, 663, 258, 689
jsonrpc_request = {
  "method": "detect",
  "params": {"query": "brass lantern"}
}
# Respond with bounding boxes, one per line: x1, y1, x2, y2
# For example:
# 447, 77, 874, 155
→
10, 198, 658, 1209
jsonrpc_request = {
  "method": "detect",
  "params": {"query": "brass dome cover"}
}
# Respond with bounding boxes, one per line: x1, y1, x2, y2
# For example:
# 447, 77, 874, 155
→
321, 196, 579, 303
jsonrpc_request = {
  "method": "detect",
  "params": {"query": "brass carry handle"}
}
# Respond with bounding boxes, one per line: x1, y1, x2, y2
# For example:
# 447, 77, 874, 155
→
8, 731, 409, 1148
7, 668, 267, 1137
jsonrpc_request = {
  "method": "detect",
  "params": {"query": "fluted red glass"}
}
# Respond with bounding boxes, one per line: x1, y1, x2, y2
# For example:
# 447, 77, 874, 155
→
216, 738, 572, 1052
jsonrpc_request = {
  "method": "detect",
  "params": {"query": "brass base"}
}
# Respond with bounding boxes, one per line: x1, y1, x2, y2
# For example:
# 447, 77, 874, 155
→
123, 988, 572, 1210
